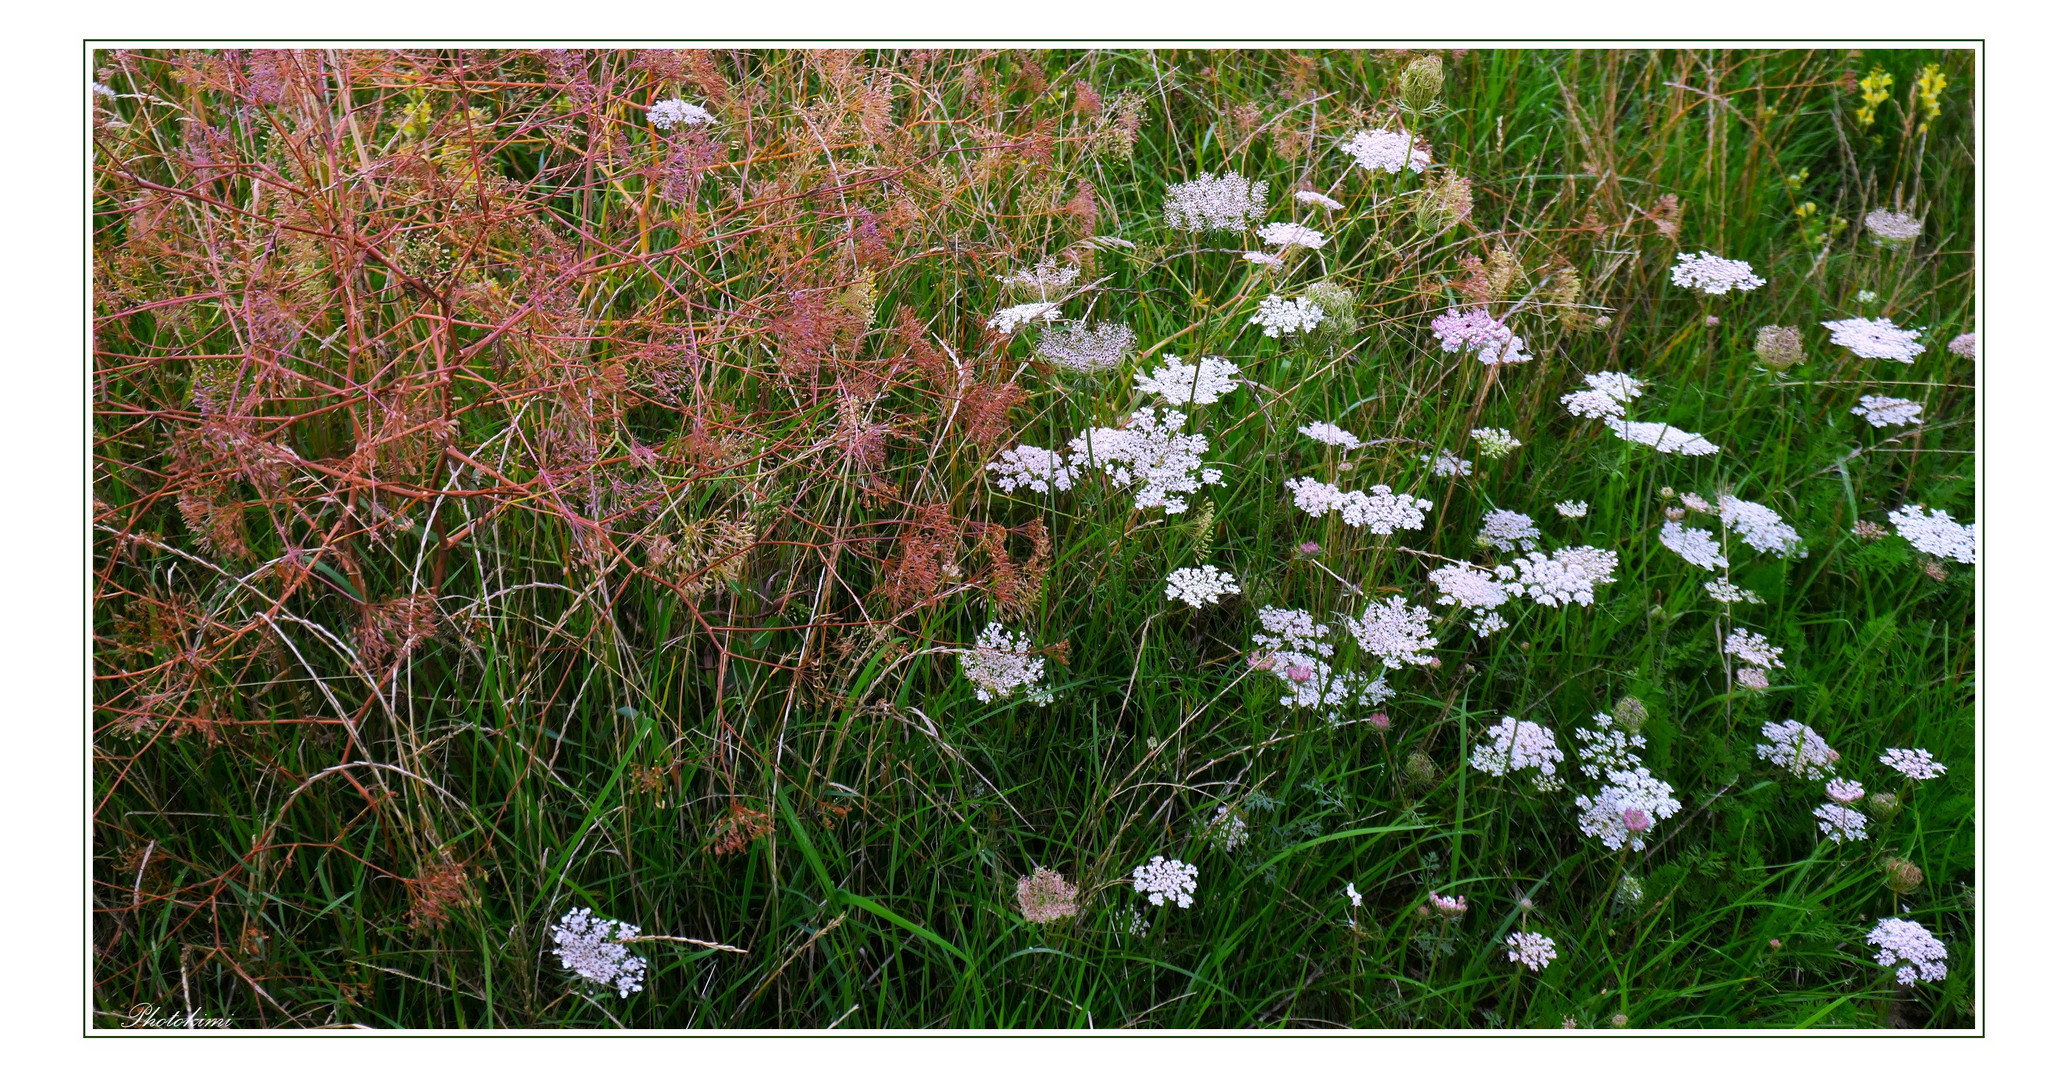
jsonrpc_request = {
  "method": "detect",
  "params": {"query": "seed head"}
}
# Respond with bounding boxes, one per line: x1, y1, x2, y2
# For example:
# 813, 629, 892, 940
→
1754, 324, 1805, 369
1404, 750, 1439, 790
1399, 55, 1445, 113
1882, 857, 1924, 895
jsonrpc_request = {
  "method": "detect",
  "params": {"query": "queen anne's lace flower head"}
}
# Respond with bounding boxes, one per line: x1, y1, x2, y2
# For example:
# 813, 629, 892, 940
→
1469, 717, 1565, 791
1423, 450, 1473, 477
1947, 332, 1977, 360
1867, 918, 1949, 985
1259, 222, 1328, 249
1470, 428, 1522, 458
1605, 420, 1722, 456
1428, 561, 1517, 637
1576, 767, 1682, 850
1717, 494, 1803, 556
1345, 597, 1439, 669
1339, 127, 1431, 173
1862, 208, 1925, 243
1250, 294, 1325, 338
551, 908, 649, 998
1294, 189, 1345, 210
1704, 576, 1764, 604
647, 98, 714, 130
988, 445, 1077, 494
996, 259, 1080, 301
1135, 355, 1242, 407
1132, 856, 1199, 908
1724, 628, 1785, 672
1585, 371, 1647, 403
1757, 720, 1838, 780
1431, 307, 1530, 366
1508, 546, 1619, 607
1822, 317, 1926, 362
1670, 251, 1766, 294
1164, 173, 1268, 233
1814, 802, 1869, 843
1203, 806, 1250, 852
1825, 778, 1866, 804
1241, 252, 1285, 269
1036, 321, 1136, 373
1561, 389, 1626, 420
1285, 478, 1433, 537
1575, 711, 1646, 779
1879, 747, 1949, 781
960, 623, 1053, 704
1660, 520, 1727, 570
1165, 565, 1240, 609
1253, 606, 1377, 713
1478, 509, 1540, 553
1017, 867, 1081, 923
987, 301, 1062, 334
1299, 421, 1362, 448
1852, 395, 1925, 429
1887, 505, 1975, 564
1555, 500, 1588, 519
1506, 930, 1558, 971
1431, 893, 1469, 918
1068, 408, 1224, 515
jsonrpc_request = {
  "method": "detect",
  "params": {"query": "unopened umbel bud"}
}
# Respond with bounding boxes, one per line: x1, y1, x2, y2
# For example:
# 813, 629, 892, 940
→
1399, 55, 1445, 114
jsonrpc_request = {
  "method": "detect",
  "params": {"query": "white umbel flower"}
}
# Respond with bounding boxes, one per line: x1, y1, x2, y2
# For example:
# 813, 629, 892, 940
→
1814, 802, 1869, 843
1724, 628, 1785, 671
1284, 478, 1433, 536
1241, 251, 1285, 269
647, 98, 714, 130
1203, 806, 1250, 852
1669, 251, 1766, 294
1822, 317, 1926, 362
1554, 500, 1589, 519
1068, 408, 1225, 515
551, 908, 649, 998
1576, 767, 1682, 851
987, 445, 1077, 494
1879, 747, 1949, 781
1862, 208, 1924, 243
986, 301, 1062, 334
1851, 395, 1924, 428
1717, 495, 1802, 556
1344, 597, 1438, 669
959, 623, 1051, 704
1423, 450, 1474, 477
1165, 565, 1240, 608
1428, 561, 1517, 637
1431, 307, 1530, 366
1470, 427, 1523, 458
1704, 576, 1764, 604
1299, 421, 1363, 448
1887, 505, 1975, 564
1505, 930, 1558, 971
1478, 508, 1540, 553
1756, 720, 1838, 780
1584, 371, 1647, 403
1259, 221, 1328, 249
1132, 855, 1199, 908
1660, 520, 1727, 570
1295, 190, 1345, 210
1507, 546, 1619, 607
1250, 294, 1326, 338
1037, 321, 1136, 373
1867, 918, 1949, 985
1164, 173, 1268, 233
1469, 717, 1564, 792
1605, 420, 1721, 456
1135, 355, 1242, 406
1575, 712, 1645, 779
1561, 389, 1626, 420
996, 259, 1080, 300
1339, 128, 1430, 174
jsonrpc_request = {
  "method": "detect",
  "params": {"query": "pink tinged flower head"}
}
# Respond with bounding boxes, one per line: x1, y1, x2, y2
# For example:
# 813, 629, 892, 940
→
1431, 893, 1469, 918
1826, 778, 1866, 803
1880, 747, 1949, 781
1866, 917, 1950, 986
1622, 807, 1655, 833
1505, 930, 1558, 971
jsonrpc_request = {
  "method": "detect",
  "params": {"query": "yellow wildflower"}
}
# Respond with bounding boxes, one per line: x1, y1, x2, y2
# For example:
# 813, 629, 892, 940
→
1856, 68, 1894, 127
1916, 64, 1948, 123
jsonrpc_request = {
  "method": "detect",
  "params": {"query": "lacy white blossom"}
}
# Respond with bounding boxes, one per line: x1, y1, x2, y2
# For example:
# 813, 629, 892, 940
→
1862, 208, 1924, 243
1471, 427, 1522, 458
1825, 778, 1865, 803
1867, 918, 1950, 985
988, 445, 1077, 494
1252, 606, 1341, 710
1165, 565, 1240, 608
1887, 505, 1975, 564
1204, 806, 1250, 852
1250, 294, 1326, 338
1345, 597, 1438, 669
1851, 395, 1924, 429
1507, 546, 1619, 607
1822, 317, 1926, 362
1295, 190, 1345, 210
1242, 251, 1284, 269
1575, 712, 1646, 779
1947, 332, 1976, 359
1299, 421, 1363, 448
1584, 371, 1647, 403
1717, 495, 1802, 556
1164, 173, 1268, 233
1478, 509, 1540, 553
1670, 251, 1766, 294
1339, 128, 1430, 174
996, 259, 1080, 300
987, 301, 1062, 334
1287, 477, 1346, 518
1469, 717, 1564, 792
92, 81, 118, 100
1660, 520, 1727, 570
960, 623, 1051, 704
1259, 221, 1327, 249
1135, 354, 1241, 406
1431, 307, 1530, 365
647, 98, 714, 130
1561, 389, 1626, 420
1576, 767, 1682, 851
1756, 720, 1838, 780
1132, 855, 1200, 908
1725, 628, 1785, 670
1506, 931, 1558, 971
1704, 576, 1764, 604
1068, 408, 1225, 515
1284, 478, 1433, 536
1345, 882, 1363, 906
1423, 450, 1474, 477
1605, 420, 1722, 455
1429, 562, 1517, 637
1555, 500, 1588, 519
1814, 802, 1869, 843
551, 908, 649, 997
1037, 321, 1137, 373
1879, 747, 1948, 781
